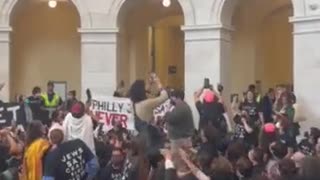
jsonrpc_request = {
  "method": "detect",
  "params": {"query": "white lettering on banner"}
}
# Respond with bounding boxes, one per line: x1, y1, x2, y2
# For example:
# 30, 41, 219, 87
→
91, 97, 134, 131
0, 107, 4, 123
6, 105, 20, 121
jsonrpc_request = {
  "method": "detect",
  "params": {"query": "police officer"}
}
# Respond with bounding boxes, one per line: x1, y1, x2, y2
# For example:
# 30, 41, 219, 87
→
41, 81, 62, 126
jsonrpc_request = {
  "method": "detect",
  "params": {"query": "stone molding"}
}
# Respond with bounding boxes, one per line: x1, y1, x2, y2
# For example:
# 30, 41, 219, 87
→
78, 28, 118, 44
107, 0, 196, 27
0, 0, 91, 27
181, 24, 233, 42
0, 26, 11, 43
290, 15, 320, 35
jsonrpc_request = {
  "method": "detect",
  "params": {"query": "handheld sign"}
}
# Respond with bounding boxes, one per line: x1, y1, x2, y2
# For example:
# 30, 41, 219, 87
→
90, 96, 134, 131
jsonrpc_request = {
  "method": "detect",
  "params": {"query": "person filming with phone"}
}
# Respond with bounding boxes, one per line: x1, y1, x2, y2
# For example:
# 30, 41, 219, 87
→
194, 79, 228, 134
128, 73, 169, 168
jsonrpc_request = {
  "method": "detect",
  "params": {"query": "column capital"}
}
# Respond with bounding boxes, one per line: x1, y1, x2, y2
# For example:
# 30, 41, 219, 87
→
78, 28, 118, 44
290, 15, 320, 35
181, 24, 233, 42
0, 26, 11, 43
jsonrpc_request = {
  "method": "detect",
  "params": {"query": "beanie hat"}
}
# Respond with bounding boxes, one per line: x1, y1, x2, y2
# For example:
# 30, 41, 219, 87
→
263, 123, 276, 134
203, 91, 215, 103
71, 102, 85, 118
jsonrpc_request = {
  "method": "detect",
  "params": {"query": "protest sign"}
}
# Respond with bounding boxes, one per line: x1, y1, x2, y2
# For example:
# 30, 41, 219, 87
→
90, 96, 134, 131
153, 100, 172, 121
0, 102, 25, 128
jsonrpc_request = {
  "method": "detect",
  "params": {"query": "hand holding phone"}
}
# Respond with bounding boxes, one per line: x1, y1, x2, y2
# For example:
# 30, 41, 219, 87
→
203, 78, 210, 89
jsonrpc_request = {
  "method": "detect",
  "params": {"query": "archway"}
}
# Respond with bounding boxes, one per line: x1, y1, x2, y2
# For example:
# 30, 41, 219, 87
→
10, 0, 81, 99
223, 0, 294, 95
117, 0, 185, 90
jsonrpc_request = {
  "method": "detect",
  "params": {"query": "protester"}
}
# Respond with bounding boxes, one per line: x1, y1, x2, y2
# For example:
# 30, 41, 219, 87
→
194, 88, 226, 132
248, 147, 265, 177
4, 77, 320, 180
98, 147, 134, 180
43, 129, 99, 180
63, 101, 96, 154
22, 120, 50, 180
0, 128, 23, 179
25, 86, 43, 121
128, 75, 168, 168
260, 88, 275, 123
232, 111, 254, 149
240, 90, 264, 147
64, 90, 77, 112
166, 89, 194, 149
235, 157, 253, 180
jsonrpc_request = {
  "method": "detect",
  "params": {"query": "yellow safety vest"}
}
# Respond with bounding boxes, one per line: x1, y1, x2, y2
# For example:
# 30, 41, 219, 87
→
256, 94, 261, 103
41, 93, 60, 108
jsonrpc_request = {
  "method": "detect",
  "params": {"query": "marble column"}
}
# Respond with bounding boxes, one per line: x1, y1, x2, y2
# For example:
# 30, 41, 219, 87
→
79, 28, 118, 100
0, 27, 11, 101
182, 24, 232, 128
290, 16, 320, 132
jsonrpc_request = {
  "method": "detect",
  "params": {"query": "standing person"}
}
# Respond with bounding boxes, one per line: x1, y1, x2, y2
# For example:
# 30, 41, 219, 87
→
63, 102, 96, 154
248, 84, 262, 103
22, 120, 50, 180
64, 90, 77, 112
240, 90, 264, 125
165, 89, 195, 176
260, 88, 275, 123
128, 75, 169, 168
43, 129, 99, 180
25, 87, 43, 121
166, 89, 195, 149
276, 115, 296, 158
274, 93, 297, 138
240, 90, 264, 146
41, 81, 62, 126
232, 111, 254, 149
195, 89, 217, 129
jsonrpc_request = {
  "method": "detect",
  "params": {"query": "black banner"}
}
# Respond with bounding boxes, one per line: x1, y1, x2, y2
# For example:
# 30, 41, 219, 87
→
0, 102, 26, 128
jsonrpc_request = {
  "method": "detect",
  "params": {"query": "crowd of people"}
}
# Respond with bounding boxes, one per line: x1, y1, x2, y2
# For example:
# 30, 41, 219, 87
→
0, 74, 319, 180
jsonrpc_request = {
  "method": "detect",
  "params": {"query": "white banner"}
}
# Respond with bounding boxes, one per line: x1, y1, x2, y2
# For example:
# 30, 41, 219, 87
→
90, 96, 134, 131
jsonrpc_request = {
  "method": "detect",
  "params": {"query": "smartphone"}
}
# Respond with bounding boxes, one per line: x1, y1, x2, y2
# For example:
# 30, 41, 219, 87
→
204, 78, 210, 89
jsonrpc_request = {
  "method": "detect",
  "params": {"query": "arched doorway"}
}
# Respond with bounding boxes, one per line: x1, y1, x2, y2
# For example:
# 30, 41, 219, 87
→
225, 0, 293, 95
10, 0, 81, 99
117, 0, 185, 90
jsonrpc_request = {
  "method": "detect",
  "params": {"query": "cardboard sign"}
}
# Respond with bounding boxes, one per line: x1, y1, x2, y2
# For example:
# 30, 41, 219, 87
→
90, 97, 134, 131
0, 103, 25, 128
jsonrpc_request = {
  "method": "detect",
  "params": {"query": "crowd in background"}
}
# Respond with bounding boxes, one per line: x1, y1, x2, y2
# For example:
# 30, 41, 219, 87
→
0, 74, 319, 180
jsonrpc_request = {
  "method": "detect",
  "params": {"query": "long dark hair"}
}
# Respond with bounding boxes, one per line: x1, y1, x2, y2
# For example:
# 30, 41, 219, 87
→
129, 80, 147, 104
26, 120, 44, 146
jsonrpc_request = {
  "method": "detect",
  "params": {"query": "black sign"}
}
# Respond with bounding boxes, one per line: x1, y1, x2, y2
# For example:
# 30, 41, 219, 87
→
0, 102, 25, 128
168, 66, 177, 74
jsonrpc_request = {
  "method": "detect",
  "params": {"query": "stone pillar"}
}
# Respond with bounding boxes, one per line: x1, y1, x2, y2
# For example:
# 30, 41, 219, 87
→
290, 16, 320, 132
182, 25, 232, 128
0, 27, 11, 101
79, 28, 118, 100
